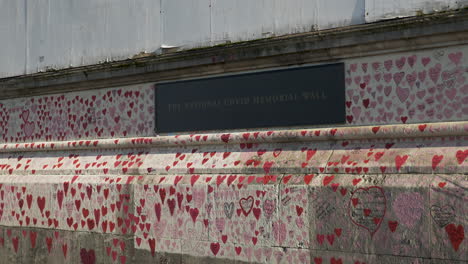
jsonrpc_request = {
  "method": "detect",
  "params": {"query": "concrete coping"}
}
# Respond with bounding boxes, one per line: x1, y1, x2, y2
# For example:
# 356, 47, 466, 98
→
0, 121, 466, 153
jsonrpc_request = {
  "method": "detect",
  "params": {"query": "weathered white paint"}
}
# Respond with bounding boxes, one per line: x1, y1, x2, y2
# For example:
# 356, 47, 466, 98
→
317, 0, 365, 29
365, 0, 468, 22
210, 0, 319, 44
0, 1, 27, 78
164, 0, 365, 47
0, 0, 162, 78
0, 0, 465, 78
162, 0, 211, 48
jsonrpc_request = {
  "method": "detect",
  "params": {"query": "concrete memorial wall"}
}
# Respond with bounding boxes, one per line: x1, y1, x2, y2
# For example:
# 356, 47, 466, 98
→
0, 44, 466, 263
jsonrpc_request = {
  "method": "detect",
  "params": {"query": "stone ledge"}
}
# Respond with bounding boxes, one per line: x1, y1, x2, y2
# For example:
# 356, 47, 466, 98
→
0, 134, 465, 176
0, 122, 466, 153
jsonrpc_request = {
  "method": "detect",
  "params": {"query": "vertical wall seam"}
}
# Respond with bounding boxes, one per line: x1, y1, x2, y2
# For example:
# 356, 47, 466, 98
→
160, 0, 163, 48
209, 0, 213, 46
24, 0, 28, 75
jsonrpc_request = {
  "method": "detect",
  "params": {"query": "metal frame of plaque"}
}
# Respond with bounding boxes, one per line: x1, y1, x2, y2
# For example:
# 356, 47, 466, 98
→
155, 63, 345, 133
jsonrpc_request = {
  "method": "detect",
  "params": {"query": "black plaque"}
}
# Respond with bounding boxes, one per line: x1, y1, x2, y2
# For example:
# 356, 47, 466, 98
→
155, 63, 345, 133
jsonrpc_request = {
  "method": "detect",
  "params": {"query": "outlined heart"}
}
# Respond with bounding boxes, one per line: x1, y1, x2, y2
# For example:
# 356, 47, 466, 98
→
223, 202, 234, 219
349, 186, 386, 236
430, 205, 455, 228
239, 196, 254, 216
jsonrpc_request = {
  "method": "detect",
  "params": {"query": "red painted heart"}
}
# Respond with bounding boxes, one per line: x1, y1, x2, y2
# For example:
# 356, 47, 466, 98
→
80, 248, 96, 264
445, 224, 464, 252
239, 196, 254, 216
349, 186, 386, 236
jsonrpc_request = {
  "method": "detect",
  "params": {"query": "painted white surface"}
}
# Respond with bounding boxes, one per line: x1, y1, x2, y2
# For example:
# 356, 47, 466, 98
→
0, 0, 162, 78
0, 0, 465, 78
0, 1, 27, 78
365, 0, 468, 22
162, 0, 211, 47
164, 0, 365, 47
210, 0, 318, 44
317, 0, 365, 29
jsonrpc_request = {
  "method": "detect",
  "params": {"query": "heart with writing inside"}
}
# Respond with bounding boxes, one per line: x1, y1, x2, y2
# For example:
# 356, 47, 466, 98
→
223, 202, 234, 219
349, 186, 386, 236
430, 205, 455, 228
239, 196, 254, 216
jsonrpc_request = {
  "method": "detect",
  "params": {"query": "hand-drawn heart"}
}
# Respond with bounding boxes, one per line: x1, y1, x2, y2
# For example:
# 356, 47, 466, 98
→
421, 57, 430, 67
148, 239, 156, 256
456, 150, 468, 164
62, 243, 68, 258
263, 199, 276, 219
395, 57, 406, 69
273, 148, 282, 158
20, 110, 30, 122
393, 72, 405, 85
430, 205, 455, 228
239, 196, 254, 216
306, 149, 317, 161
330, 258, 343, 264
396, 86, 410, 103
57, 190, 64, 209
393, 192, 424, 228
0, 203, 3, 220
349, 186, 386, 236
210, 242, 220, 256
189, 208, 199, 223
220, 134, 230, 143
395, 155, 409, 171
448, 52, 462, 65
37, 196, 46, 214
11, 236, 19, 253
223, 202, 234, 219
388, 221, 398, 232
215, 218, 225, 231
445, 88, 457, 100
445, 224, 464, 252
167, 199, 176, 216
154, 203, 161, 222
263, 161, 274, 174
23, 121, 35, 138
272, 220, 287, 244
406, 71, 418, 88
429, 63, 441, 84
80, 248, 96, 264
384, 86, 392, 96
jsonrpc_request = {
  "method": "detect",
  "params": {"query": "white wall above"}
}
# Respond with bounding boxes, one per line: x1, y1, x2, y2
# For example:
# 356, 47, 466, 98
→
0, 0, 465, 78
365, 0, 468, 22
